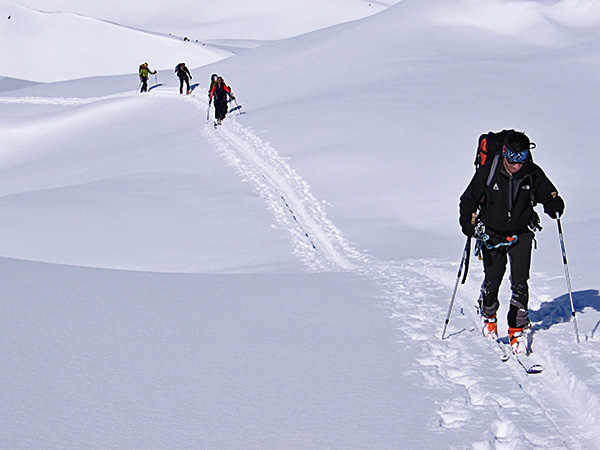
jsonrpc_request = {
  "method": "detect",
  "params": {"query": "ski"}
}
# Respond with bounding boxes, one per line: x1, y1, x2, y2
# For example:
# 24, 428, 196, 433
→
497, 338, 544, 374
479, 314, 543, 374
492, 337, 510, 362
481, 326, 509, 362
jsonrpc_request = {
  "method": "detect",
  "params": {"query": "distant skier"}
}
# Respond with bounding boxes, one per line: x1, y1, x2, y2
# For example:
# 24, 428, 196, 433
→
459, 130, 565, 354
139, 62, 156, 93
209, 76, 235, 125
174, 62, 192, 94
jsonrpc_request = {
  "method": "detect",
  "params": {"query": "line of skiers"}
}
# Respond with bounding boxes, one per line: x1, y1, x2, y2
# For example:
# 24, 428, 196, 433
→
138, 65, 569, 357
138, 61, 194, 95
138, 64, 237, 124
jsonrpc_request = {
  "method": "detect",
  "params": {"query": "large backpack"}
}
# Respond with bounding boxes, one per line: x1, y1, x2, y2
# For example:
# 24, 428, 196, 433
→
475, 129, 536, 185
475, 129, 515, 169
174, 63, 186, 76
475, 129, 541, 239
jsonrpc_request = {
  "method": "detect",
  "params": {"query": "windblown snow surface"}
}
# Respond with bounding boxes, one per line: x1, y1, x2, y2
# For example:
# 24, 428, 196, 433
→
1, 0, 599, 448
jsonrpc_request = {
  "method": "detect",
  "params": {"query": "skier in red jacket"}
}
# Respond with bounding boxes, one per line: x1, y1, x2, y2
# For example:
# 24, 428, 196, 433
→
209, 76, 235, 125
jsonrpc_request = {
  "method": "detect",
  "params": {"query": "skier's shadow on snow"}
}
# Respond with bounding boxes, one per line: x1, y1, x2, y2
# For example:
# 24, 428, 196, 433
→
529, 289, 600, 333
229, 104, 244, 116
148, 84, 164, 91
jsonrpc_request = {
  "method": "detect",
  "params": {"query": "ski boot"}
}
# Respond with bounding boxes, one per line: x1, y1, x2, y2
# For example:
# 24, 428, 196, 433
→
509, 327, 527, 355
482, 314, 498, 339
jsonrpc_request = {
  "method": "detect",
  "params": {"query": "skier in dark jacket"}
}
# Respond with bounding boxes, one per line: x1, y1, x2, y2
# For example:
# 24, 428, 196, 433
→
459, 130, 565, 354
139, 62, 156, 93
174, 62, 192, 94
209, 76, 235, 125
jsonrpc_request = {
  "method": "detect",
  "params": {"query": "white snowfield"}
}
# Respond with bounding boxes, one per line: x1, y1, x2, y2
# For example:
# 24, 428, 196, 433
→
1, 0, 599, 448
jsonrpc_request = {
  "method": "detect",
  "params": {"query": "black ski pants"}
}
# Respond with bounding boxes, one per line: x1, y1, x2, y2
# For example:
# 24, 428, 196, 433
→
178, 75, 190, 94
140, 77, 148, 93
480, 230, 534, 329
215, 99, 228, 121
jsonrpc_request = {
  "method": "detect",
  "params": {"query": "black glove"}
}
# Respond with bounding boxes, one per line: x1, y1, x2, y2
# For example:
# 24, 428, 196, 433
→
544, 195, 565, 219
460, 216, 475, 237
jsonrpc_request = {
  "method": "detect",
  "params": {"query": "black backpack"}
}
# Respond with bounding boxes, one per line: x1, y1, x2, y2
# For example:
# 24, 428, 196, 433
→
174, 63, 186, 75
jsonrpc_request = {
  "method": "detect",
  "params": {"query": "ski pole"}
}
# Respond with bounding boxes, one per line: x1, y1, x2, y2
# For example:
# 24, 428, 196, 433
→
442, 236, 471, 339
206, 100, 211, 122
556, 213, 580, 344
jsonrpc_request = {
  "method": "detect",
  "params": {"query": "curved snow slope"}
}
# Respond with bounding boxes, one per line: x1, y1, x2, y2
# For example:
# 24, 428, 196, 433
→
11, 0, 398, 41
0, 0, 598, 274
0, 0, 231, 82
431, 0, 600, 40
1, 0, 600, 447
0, 89, 310, 273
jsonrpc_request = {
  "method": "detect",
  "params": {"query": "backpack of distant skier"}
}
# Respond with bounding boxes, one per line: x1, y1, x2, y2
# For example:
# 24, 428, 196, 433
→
174, 63, 186, 76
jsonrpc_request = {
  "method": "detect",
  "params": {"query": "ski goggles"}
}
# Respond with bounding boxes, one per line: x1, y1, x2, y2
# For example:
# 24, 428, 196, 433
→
503, 145, 529, 164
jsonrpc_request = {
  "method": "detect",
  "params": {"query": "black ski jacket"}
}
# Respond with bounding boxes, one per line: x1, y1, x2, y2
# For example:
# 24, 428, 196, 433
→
459, 159, 558, 235
210, 83, 232, 102
175, 64, 191, 79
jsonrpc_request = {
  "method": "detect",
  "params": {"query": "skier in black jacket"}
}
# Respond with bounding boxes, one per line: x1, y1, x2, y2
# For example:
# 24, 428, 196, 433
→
459, 130, 565, 354
174, 62, 192, 94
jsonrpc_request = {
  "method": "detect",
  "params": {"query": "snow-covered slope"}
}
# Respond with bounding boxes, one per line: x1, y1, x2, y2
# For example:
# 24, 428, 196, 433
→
12, 0, 398, 41
0, 0, 231, 82
1, 0, 599, 448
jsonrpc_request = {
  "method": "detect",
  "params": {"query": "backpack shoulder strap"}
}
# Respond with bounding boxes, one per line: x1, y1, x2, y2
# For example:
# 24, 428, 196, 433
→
486, 154, 500, 187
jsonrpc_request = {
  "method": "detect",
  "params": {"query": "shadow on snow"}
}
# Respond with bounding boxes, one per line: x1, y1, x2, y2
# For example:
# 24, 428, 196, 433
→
530, 289, 600, 333
148, 83, 164, 91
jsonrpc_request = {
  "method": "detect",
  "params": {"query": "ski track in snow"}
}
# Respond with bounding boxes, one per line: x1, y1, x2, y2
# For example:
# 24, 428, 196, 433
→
181, 88, 600, 449
0, 92, 138, 106
3, 87, 599, 449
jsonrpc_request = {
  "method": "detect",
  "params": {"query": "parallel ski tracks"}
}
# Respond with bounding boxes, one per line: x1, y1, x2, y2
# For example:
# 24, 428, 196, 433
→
198, 99, 367, 272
